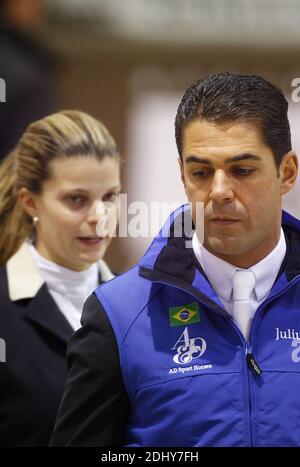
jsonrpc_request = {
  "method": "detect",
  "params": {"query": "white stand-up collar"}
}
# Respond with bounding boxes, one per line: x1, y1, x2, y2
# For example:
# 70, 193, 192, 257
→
192, 228, 286, 305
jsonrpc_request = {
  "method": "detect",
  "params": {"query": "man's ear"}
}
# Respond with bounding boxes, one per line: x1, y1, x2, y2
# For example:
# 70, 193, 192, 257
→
178, 157, 186, 190
279, 151, 298, 196
18, 188, 38, 219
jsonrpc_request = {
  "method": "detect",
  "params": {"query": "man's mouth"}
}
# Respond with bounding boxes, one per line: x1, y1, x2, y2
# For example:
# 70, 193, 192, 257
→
210, 216, 241, 225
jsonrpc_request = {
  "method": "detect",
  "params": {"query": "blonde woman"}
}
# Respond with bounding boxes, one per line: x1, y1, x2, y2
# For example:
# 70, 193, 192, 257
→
0, 110, 121, 446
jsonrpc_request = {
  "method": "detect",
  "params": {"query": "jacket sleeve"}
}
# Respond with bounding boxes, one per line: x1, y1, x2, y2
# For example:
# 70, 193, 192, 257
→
50, 293, 130, 447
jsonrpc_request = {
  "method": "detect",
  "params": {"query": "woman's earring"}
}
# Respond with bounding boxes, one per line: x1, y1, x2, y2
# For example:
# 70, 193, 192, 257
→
33, 216, 39, 226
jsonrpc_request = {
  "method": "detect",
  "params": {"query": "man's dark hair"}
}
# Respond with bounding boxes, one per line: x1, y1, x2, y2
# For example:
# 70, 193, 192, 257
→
175, 72, 291, 168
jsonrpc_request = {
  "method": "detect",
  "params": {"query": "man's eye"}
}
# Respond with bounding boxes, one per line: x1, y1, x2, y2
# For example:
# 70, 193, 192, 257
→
192, 170, 211, 178
233, 168, 256, 175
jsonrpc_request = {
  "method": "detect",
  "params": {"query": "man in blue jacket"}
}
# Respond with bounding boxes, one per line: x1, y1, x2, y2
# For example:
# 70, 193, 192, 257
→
51, 73, 300, 447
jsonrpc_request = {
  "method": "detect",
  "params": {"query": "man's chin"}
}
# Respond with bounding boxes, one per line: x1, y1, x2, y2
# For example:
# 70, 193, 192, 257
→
204, 237, 242, 256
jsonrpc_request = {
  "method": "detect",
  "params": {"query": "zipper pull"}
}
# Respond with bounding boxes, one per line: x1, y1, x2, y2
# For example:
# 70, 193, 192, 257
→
246, 353, 262, 376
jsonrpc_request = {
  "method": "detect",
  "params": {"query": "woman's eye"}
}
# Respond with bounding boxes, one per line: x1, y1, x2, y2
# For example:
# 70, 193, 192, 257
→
103, 192, 119, 202
67, 195, 86, 205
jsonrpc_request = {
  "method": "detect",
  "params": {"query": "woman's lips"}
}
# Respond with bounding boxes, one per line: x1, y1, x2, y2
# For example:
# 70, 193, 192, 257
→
77, 236, 105, 246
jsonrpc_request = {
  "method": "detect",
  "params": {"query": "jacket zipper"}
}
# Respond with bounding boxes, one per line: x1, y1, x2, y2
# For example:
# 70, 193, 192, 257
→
140, 267, 300, 446
243, 275, 300, 446
244, 343, 263, 446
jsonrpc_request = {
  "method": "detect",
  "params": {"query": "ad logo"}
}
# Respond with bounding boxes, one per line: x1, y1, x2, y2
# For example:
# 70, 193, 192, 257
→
171, 326, 207, 364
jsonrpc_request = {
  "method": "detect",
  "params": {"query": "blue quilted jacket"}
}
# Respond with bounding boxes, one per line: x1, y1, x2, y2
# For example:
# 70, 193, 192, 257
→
95, 206, 300, 447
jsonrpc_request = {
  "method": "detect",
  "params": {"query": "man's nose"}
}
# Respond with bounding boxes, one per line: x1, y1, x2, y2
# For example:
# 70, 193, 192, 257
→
209, 170, 235, 204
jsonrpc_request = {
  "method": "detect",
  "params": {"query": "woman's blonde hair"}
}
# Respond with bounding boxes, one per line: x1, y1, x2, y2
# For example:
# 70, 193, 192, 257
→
0, 110, 120, 264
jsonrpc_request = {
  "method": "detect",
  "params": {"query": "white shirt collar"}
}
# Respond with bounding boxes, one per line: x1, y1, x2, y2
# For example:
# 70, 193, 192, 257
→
192, 228, 287, 304
7, 241, 114, 301
28, 244, 99, 296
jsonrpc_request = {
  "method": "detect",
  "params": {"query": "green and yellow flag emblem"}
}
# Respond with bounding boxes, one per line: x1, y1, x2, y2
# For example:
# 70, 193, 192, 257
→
169, 302, 200, 326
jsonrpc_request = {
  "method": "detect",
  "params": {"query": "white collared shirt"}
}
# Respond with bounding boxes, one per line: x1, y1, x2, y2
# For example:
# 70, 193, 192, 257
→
28, 244, 99, 331
7, 242, 114, 331
192, 229, 287, 322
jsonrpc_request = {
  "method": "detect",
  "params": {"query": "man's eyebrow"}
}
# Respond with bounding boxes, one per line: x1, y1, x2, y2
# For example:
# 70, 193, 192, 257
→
225, 153, 262, 163
185, 153, 262, 165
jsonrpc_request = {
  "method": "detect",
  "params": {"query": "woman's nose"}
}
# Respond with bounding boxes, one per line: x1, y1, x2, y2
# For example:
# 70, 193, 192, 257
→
86, 200, 104, 224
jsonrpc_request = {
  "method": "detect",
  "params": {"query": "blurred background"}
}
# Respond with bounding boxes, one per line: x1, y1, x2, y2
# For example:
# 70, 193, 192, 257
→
1, 0, 300, 272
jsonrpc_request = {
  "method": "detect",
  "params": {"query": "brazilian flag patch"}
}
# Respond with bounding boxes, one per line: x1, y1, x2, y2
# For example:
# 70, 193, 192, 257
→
169, 302, 200, 326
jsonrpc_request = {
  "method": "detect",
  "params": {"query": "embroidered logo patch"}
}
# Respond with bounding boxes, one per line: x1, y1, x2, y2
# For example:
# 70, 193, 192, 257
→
171, 326, 207, 364
169, 302, 200, 326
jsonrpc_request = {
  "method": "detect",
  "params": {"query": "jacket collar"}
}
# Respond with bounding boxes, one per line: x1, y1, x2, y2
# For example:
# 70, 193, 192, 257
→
7, 242, 44, 301
24, 284, 74, 343
7, 242, 114, 302
139, 205, 300, 292
5, 244, 72, 343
